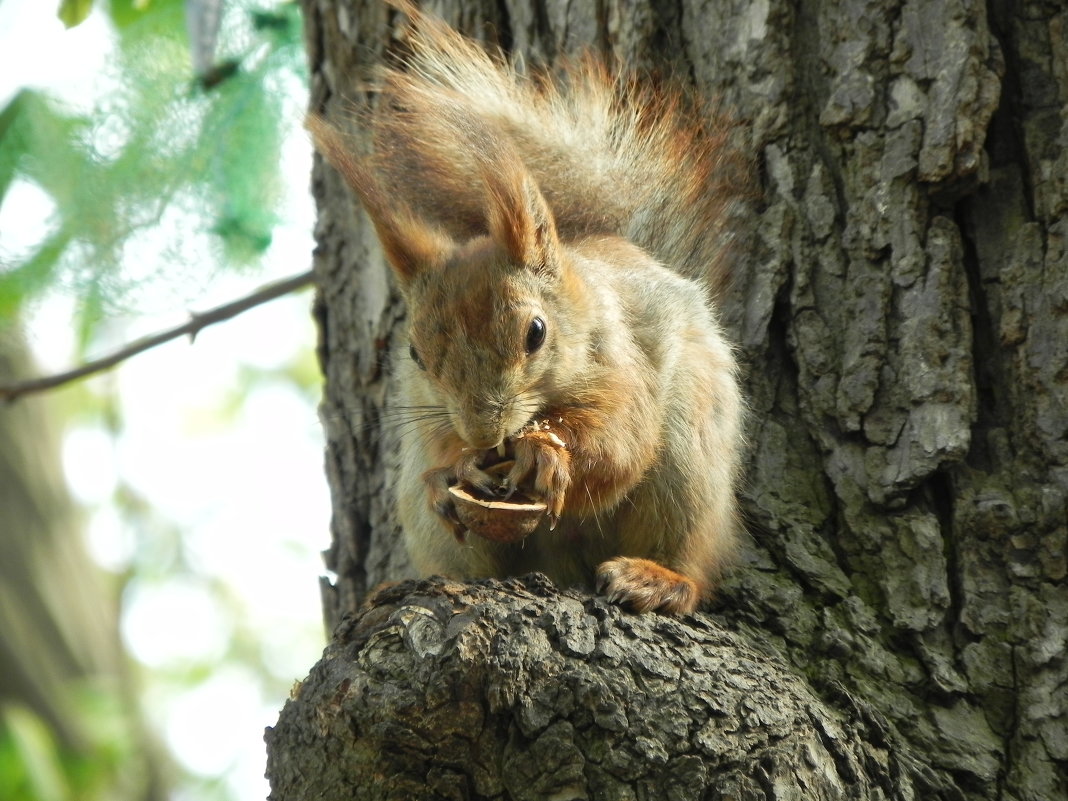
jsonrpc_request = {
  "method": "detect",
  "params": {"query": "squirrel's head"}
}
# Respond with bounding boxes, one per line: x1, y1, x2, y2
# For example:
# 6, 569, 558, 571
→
310, 118, 581, 447
397, 170, 585, 449
404, 245, 559, 448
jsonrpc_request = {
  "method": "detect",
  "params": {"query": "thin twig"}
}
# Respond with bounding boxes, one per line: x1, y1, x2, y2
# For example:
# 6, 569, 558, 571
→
0, 269, 316, 403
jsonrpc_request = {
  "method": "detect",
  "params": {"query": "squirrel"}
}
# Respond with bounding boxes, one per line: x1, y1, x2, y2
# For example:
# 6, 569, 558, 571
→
309, 0, 745, 614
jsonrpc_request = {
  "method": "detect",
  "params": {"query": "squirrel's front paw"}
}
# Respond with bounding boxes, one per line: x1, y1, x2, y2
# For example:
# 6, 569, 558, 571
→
423, 466, 469, 541
509, 425, 571, 526
595, 557, 700, 614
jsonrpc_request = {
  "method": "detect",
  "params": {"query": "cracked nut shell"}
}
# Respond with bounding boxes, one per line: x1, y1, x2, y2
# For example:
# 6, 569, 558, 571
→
448, 461, 547, 543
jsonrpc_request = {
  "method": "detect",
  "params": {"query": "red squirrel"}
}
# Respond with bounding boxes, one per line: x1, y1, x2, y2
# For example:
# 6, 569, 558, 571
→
310, 1, 745, 614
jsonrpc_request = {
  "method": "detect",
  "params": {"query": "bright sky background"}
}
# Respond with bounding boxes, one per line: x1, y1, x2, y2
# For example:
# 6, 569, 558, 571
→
0, 1, 330, 799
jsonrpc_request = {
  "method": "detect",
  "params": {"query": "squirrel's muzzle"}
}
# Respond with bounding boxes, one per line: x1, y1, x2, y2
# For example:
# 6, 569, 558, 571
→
453, 396, 510, 450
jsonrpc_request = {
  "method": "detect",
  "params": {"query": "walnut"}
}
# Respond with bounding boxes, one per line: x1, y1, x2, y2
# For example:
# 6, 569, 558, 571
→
448, 461, 546, 543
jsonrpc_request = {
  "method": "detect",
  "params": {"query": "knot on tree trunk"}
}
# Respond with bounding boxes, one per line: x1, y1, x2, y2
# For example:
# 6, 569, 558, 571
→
266, 574, 953, 800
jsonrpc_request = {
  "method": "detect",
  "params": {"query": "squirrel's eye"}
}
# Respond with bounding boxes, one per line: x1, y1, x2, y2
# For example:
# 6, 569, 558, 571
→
409, 343, 425, 370
525, 317, 546, 354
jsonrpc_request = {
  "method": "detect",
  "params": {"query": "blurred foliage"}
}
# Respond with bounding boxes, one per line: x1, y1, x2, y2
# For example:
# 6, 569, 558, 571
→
0, 3, 317, 801
58, 0, 96, 28
0, 330, 166, 801
0, 0, 306, 349
0, 685, 149, 801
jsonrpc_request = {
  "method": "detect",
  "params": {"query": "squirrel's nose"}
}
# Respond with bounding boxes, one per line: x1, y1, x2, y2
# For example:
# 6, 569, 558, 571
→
457, 426, 504, 450
453, 393, 511, 449
456, 414, 506, 451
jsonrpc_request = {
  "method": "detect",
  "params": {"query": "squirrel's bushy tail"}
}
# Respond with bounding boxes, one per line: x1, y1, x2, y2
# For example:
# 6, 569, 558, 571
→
338, 0, 744, 294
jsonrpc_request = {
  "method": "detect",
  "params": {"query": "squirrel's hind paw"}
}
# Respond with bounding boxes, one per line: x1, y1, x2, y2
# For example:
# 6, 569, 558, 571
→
595, 557, 701, 615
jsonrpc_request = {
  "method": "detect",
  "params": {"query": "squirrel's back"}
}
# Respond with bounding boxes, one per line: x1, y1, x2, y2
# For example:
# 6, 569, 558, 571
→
360, 0, 743, 296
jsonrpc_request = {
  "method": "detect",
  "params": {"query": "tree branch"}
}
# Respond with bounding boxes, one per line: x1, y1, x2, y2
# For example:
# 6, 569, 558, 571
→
0, 269, 316, 403
266, 575, 958, 801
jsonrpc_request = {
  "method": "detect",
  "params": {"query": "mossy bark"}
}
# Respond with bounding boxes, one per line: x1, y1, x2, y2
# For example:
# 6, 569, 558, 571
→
271, 1, 1068, 798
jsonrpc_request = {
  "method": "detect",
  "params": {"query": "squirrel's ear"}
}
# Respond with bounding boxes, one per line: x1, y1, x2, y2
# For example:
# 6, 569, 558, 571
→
306, 115, 450, 284
484, 166, 560, 276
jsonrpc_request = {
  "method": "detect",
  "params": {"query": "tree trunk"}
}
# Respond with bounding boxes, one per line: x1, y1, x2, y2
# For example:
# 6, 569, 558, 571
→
269, 1, 1068, 798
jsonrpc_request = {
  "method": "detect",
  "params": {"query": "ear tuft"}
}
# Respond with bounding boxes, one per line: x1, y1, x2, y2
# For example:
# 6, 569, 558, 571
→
484, 164, 560, 276
306, 114, 451, 284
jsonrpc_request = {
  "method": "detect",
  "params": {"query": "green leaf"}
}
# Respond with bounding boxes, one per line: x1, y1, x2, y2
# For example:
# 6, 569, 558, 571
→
0, 92, 28, 202
107, 0, 173, 31
57, 0, 95, 28
0, 231, 72, 325
0, 90, 91, 210
1, 706, 67, 801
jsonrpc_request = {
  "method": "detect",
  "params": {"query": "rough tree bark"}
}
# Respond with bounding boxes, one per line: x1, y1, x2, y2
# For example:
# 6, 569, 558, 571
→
268, 1, 1068, 798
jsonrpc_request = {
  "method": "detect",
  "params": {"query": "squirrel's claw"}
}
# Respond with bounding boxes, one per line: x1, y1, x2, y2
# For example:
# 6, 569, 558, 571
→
546, 493, 568, 532
423, 466, 468, 541
433, 499, 467, 543
454, 449, 500, 496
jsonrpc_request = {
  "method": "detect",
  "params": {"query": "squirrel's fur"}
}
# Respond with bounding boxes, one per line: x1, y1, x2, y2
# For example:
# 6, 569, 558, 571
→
311, 0, 745, 614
